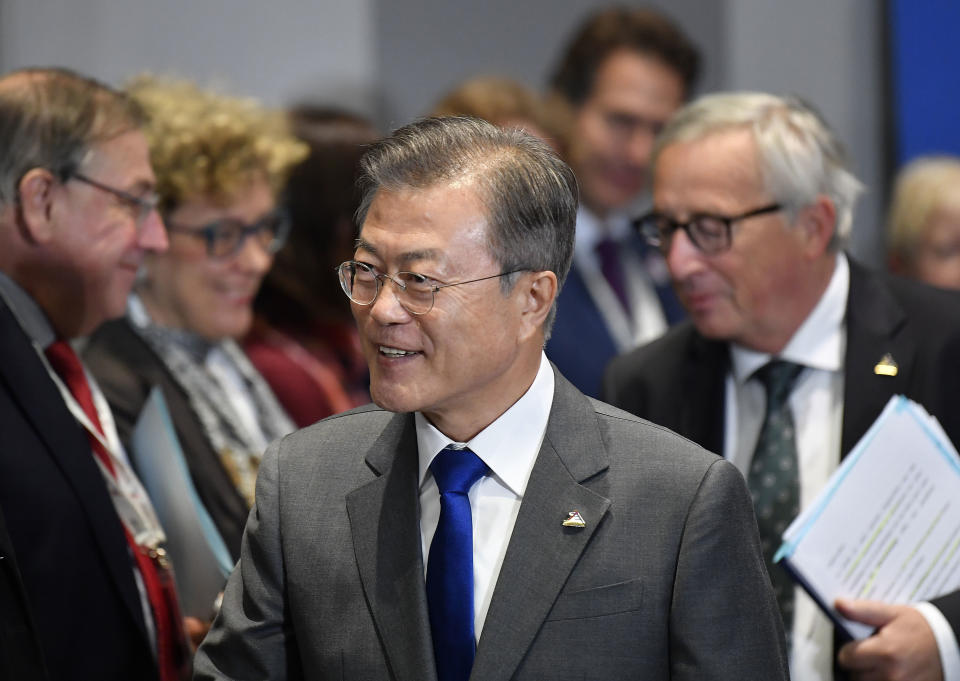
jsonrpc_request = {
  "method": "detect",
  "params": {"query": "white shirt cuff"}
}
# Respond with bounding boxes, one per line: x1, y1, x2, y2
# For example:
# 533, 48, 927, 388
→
915, 602, 960, 681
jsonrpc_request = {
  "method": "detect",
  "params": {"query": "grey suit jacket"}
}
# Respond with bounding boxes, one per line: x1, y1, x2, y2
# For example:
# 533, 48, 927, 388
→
194, 368, 788, 681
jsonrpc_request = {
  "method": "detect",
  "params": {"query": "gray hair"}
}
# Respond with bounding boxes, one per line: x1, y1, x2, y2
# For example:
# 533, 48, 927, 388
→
356, 116, 578, 338
0, 67, 145, 207
652, 92, 864, 248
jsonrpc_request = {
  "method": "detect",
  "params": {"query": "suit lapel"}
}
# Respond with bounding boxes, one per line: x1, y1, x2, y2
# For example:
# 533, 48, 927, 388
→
346, 414, 437, 681
0, 301, 149, 642
840, 261, 913, 456
470, 371, 611, 681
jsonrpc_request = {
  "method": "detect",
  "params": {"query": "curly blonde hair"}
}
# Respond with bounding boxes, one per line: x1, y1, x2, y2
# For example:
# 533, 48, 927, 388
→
126, 76, 307, 211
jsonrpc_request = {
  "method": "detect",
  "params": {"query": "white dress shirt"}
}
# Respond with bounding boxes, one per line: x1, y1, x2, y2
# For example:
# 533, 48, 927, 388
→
417, 351, 554, 640
574, 206, 667, 351
723, 254, 960, 681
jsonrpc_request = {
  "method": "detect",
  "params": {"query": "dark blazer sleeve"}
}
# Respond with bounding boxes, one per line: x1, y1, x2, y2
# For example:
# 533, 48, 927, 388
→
602, 322, 728, 455
669, 456, 789, 679
0, 505, 48, 681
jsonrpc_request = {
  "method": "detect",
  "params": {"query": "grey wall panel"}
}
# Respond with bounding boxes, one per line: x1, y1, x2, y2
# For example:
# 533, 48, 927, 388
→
0, 0, 378, 114
726, 0, 884, 265
374, 0, 726, 129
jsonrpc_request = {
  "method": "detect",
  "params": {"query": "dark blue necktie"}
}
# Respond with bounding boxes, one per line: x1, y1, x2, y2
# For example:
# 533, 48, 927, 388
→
426, 446, 489, 681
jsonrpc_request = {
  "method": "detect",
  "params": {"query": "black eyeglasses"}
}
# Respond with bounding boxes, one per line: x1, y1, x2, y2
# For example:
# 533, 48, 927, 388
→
337, 260, 526, 316
634, 203, 782, 255
165, 209, 290, 259
69, 172, 160, 227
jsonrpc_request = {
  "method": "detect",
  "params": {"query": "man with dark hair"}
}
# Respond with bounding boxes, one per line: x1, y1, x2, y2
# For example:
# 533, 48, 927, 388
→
605, 91, 960, 681
545, 6, 700, 398
0, 67, 186, 681
195, 116, 788, 681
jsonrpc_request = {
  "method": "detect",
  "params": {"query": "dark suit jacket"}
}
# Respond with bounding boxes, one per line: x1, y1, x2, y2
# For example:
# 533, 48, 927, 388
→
84, 318, 249, 560
603, 258, 960, 640
0, 299, 158, 681
195, 368, 789, 681
547, 235, 685, 399
0, 504, 48, 680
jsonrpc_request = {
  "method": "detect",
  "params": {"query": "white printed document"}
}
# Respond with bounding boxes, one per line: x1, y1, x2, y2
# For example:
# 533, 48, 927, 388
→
774, 395, 960, 639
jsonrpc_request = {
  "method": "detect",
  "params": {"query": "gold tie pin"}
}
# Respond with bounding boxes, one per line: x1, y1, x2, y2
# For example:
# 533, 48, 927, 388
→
873, 353, 898, 377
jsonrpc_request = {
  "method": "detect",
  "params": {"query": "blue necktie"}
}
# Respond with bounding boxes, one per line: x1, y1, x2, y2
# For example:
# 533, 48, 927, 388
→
426, 446, 489, 681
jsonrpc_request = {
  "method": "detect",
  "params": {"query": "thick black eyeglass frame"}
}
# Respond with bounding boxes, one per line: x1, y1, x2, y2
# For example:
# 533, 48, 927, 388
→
337, 260, 528, 315
68, 171, 160, 226
634, 203, 783, 255
165, 208, 291, 260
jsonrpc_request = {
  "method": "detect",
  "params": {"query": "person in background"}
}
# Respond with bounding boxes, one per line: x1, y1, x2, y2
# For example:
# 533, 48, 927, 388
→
544, 6, 699, 397
887, 156, 960, 290
0, 66, 186, 681
430, 75, 566, 151
244, 107, 375, 427
84, 77, 305, 566
604, 91, 960, 681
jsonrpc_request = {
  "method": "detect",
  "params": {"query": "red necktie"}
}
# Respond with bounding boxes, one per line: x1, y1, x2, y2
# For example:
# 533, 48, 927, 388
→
45, 340, 190, 681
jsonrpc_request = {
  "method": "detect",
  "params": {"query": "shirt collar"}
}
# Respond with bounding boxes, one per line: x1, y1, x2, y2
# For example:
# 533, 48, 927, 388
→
416, 351, 555, 497
0, 270, 56, 349
730, 253, 849, 384
574, 206, 634, 260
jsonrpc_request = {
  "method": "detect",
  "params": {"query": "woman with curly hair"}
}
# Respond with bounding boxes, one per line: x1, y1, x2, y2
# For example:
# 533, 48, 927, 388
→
84, 77, 306, 574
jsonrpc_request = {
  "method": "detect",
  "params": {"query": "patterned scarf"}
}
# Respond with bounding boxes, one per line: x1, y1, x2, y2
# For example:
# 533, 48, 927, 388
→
128, 296, 295, 505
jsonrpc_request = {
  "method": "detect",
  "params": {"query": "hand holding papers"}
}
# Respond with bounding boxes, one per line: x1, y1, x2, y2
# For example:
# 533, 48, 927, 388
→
774, 396, 960, 640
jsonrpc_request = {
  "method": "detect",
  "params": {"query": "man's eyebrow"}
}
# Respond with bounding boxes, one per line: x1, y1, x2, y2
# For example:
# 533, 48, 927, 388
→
354, 238, 443, 267
355, 237, 377, 255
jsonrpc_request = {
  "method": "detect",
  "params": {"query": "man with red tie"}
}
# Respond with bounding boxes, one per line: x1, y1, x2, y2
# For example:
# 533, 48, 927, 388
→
0, 67, 187, 681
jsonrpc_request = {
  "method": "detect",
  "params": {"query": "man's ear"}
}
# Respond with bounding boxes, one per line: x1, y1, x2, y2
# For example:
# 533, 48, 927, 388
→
517, 270, 558, 342
16, 168, 58, 244
795, 195, 837, 259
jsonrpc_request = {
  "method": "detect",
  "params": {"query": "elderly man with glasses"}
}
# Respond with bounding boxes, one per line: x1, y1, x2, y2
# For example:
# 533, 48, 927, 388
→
605, 92, 960, 681
0, 67, 186, 681
194, 115, 788, 681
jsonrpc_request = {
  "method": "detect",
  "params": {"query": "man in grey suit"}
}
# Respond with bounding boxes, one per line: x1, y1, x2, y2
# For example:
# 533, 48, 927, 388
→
194, 116, 788, 681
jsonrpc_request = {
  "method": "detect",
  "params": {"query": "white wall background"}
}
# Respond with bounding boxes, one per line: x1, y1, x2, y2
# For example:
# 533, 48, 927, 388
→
0, 0, 885, 263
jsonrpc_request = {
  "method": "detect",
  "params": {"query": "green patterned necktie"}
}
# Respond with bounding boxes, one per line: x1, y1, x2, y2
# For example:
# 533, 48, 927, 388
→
747, 360, 805, 639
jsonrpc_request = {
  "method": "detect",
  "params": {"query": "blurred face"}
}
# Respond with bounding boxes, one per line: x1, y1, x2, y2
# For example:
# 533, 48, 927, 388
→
44, 129, 167, 337
656, 129, 815, 352
569, 49, 685, 217
911, 204, 960, 289
140, 179, 276, 341
351, 183, 531, 438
